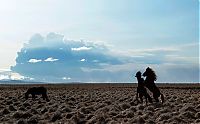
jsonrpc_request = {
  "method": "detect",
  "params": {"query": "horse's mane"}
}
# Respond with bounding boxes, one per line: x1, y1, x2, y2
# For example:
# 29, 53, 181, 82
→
147, 67, 157, 81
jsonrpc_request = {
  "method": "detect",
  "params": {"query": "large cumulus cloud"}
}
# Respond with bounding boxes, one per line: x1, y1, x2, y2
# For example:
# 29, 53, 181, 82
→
11, 32, 199, 83
11, 33, 125, 82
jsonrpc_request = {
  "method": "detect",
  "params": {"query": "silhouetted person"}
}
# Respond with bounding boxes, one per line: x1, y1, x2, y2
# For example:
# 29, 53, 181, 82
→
143, 67, 164, 103
25, 87, 49, 101
135, 71, 152, 104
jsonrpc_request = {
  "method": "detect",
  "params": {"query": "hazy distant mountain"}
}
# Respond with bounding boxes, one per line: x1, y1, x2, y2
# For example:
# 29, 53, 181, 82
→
0, 79, 45, 84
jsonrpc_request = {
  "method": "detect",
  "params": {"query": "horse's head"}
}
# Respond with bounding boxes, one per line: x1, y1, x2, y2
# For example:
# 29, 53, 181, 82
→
142, 67, 150, 77
135, 71, 142, 78
143, 67, 157, 81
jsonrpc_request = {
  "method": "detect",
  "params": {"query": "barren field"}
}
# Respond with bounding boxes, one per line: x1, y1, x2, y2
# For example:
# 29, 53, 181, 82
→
0, 83, 200, 124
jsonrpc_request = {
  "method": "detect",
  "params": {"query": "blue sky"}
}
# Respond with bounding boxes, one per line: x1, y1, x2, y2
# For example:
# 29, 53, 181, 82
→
0, 0, 199, 82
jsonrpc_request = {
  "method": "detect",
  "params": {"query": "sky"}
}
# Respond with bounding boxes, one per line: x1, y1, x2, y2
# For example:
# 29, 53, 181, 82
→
0, 0, 199, 83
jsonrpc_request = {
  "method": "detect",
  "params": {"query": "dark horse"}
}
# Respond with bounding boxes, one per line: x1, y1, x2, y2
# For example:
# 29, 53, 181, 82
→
25, 87, 49, 101
135, 71, 152, 104
143, 67, 164, 103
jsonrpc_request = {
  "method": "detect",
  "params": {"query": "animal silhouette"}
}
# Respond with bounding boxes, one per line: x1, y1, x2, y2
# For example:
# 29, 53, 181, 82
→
135, 71, 152, 104
25, 87, 49, 101
143, 67, 164, 103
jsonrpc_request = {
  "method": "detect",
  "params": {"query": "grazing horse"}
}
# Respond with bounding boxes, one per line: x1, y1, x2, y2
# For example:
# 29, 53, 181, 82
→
135, 71, 152, 104
25, 87, 49, 101
143, 67, 164, 103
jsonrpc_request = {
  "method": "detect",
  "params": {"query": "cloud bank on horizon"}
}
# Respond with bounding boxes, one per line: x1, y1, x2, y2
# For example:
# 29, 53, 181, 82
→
9, 32, 199, 83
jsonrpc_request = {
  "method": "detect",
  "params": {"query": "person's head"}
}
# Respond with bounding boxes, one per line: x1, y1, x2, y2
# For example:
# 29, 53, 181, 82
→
135, 71, 142, 78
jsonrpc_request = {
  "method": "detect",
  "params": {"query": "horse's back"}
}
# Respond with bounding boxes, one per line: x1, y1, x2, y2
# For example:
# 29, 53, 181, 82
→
28, 87, 47, 95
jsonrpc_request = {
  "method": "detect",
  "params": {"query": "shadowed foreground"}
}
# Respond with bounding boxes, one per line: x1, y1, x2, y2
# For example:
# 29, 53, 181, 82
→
0, 83, 200, 123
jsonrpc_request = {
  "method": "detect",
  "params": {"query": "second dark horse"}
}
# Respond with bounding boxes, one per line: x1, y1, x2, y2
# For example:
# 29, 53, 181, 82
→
25, 87, 49, 101
143, 67, 164, 103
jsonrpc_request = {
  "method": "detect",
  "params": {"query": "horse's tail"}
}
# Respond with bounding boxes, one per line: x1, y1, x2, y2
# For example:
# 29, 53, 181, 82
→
160, 93, 164, 103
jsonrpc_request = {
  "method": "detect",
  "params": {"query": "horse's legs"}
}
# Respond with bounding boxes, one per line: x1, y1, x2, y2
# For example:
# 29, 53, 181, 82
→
146, 93, 152, 103
136, 92, 139, 101
32, 94, 36, 100
153, 93, 159, 102
42, 94, 46, 100
25, 93, 29, 100
161, 93, 164, 103
145, 96, 148, 105
42, 93, 49, 101
139, 94, 143, 103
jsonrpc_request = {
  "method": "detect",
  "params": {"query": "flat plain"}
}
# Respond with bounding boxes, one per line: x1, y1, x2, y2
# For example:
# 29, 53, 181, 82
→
0, 83, 200, 124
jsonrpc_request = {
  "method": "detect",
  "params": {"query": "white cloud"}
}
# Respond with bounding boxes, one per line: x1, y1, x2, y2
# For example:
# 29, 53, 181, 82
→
71, 46, 92, 51
28, 59, 42, 63
0, 68, 11, 72
126, 47, 179, 57
179, 42, 199, 48
92, 60, 99, 63
44, 57, 59, 62
10, 73, 25, 80
62, 77, 71, 80
29, 78, 34, 80
28, 58, 59, 63
80, 59, 86, 62
0, 70, 27, 80
165, 56, 198, 64
0, 75, 9, 80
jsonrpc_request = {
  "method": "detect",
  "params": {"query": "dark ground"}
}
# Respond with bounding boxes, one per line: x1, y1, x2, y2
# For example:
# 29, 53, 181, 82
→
0, 83, 200, 124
